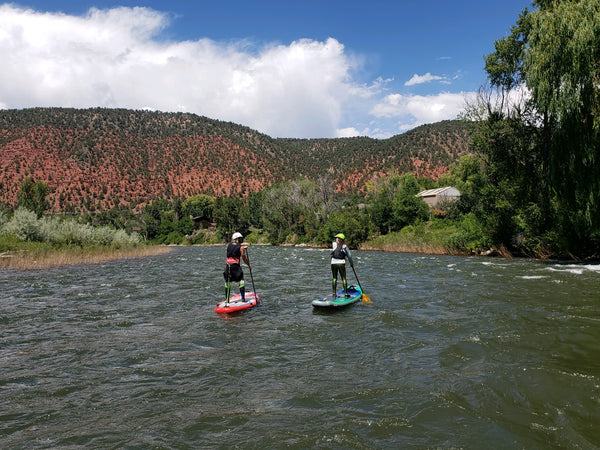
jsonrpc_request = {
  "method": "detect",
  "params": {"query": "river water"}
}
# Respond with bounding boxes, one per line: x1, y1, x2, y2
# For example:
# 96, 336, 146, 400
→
1, 246, 599, 448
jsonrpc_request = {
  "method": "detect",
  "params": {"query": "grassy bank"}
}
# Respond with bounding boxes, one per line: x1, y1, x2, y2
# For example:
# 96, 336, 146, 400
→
359, 222, 468, 255
0, 243, 173, 270
0, 208, 175, 270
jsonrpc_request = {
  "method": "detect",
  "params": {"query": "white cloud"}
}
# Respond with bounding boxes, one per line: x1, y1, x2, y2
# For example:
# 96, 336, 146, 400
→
405, 72, 446, 86
0, 5, 359, 138
336, 127, 363, 137
370, 91, 477, 133
0, 5, 476, 138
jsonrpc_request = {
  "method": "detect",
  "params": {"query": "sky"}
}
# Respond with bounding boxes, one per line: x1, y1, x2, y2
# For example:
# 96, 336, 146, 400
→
0, 1, 533, 139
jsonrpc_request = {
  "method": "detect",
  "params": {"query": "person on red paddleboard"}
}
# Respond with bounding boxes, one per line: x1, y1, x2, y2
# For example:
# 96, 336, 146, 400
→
330, 233, 353, 298
223, 232, 251, 304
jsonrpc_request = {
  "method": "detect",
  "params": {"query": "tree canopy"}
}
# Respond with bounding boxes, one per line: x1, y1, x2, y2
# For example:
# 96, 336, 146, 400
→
478, 0, 600, 256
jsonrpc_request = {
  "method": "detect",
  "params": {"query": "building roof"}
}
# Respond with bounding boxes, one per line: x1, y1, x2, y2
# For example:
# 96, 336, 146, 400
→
416, 186, 460, 197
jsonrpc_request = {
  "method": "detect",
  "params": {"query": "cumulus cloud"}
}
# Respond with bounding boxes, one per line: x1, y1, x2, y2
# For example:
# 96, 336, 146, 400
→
370, 91, 477, 133
0, 4, 358, 137
0, 4, 476, 138
405, 72, 446, 86
336, 127, 363, 138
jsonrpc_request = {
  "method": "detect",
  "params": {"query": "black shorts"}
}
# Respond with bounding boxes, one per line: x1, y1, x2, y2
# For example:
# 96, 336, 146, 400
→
224, 263, 244, 282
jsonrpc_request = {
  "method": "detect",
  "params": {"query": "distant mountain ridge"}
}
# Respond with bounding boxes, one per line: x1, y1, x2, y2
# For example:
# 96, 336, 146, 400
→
0, 108, 471, 213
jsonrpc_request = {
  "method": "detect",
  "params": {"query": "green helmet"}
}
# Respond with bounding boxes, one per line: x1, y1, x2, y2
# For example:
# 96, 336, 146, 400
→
334, 233, 345, 240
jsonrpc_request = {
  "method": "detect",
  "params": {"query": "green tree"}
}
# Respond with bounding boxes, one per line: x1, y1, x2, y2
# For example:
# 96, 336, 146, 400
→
213, 197, 247, 238
483, 9, 530, 92
525, 0, 600, 252
176, 216, 194, 236
391, 173, 429, 231
246, 191, 264, 229
262, 179, 328, 243
17, 177, 49, 217
182, 194, 214, 220
464, 103, 544, 251
478, 0, 600, 255
142, 199, 173, 240
367, 172, 401, 234
318, 208, 373, 248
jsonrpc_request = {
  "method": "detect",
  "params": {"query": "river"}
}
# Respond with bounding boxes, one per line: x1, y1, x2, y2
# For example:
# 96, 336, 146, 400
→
1, 246, 599, 448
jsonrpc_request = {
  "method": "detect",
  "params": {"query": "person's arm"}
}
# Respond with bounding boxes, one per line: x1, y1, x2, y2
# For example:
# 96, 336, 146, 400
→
241, 245, 251, 269
344, 245, 354, 267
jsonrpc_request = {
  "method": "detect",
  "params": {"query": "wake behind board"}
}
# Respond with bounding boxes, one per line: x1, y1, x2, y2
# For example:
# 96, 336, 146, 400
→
311, 285, 362, 308
215, 291, 260, 314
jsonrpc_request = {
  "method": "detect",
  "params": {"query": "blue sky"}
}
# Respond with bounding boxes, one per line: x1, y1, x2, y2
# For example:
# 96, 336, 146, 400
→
0, 1, 532, 138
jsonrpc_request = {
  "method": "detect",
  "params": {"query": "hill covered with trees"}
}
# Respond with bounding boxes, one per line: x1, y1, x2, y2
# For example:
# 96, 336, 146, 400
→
4, 1, 600, 261
0, 107, 471, 213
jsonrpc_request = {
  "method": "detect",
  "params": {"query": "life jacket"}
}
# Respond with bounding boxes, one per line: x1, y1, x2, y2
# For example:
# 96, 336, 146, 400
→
332, 243, 346, 260
226, 242, 241, 264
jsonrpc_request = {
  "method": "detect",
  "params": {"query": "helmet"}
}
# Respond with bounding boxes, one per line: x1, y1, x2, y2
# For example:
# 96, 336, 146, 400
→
232, 232, 243, 240
334, 233, 345, 240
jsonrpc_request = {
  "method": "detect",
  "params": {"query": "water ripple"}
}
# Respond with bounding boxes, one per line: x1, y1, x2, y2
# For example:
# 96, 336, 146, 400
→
1, 247, 599, 448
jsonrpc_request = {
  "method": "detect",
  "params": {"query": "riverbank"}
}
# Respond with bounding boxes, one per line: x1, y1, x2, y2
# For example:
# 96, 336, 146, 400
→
358, 226, 464, 255
359, 241, 463, 255
0, 245, 173, 270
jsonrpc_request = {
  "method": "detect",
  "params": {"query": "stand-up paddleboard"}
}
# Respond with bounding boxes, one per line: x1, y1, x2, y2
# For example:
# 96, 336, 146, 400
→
215, 291, 260, 314
311, 285, 362, 308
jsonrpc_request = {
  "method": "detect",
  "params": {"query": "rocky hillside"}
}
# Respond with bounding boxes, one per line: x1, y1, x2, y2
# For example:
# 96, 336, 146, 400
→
0, 108, 472, 213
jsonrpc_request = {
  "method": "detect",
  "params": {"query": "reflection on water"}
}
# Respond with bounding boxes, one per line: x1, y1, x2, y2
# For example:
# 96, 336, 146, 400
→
1, 246, 599, 448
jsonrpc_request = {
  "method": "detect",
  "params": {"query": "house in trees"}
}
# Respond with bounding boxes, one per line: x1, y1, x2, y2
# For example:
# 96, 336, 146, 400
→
191, 215, 215, 229
416, 186, 460, 207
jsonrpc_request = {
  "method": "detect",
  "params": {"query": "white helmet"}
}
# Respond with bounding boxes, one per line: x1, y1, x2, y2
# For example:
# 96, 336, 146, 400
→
232, 232, 243, 240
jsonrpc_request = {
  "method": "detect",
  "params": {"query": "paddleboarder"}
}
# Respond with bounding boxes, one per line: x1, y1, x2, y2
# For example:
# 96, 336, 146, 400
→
224, 232, 251, 304
330, 233, 353, 298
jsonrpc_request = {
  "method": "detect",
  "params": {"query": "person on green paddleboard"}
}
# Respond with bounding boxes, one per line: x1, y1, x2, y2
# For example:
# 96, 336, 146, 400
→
330, 233, 354, 298
223, 232, 251, 303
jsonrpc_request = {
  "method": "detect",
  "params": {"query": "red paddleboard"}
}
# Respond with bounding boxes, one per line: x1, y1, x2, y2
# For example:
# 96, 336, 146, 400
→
215, 291, 260, 314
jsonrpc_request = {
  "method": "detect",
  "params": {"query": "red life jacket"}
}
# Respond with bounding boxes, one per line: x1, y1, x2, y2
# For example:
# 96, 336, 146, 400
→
226, 242, 241, 264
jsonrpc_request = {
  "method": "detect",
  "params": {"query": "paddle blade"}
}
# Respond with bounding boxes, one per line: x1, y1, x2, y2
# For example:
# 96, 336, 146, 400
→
361, 293, 371, 303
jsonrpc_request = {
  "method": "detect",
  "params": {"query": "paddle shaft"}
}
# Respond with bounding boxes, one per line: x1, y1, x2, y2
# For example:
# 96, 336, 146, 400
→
245, 247, 258, 297
350, 263, 371, 302
350, 264, 363, 293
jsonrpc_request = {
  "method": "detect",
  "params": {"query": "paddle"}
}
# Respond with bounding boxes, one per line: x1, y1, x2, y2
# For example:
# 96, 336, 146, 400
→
225, 264, 231, 303
350, 263, 371, 303
244, 246, 258, 301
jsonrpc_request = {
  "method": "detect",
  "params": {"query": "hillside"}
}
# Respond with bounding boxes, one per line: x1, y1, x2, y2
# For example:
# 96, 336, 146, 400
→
0, 108, 472, 213
278, 119, 472, 191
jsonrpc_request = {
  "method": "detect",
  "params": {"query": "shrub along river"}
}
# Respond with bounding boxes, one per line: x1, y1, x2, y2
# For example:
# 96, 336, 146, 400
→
1, 246, 599, 448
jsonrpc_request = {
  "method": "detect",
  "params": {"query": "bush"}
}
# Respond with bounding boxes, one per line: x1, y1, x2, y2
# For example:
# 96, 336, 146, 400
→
446, 213, 489, 252
0, 233, 54, 253
163, 231, 184, 245
2, 208, 41, 241
317, 209, 373, 248
111, 228, 141, 247
0, 207, 141, 248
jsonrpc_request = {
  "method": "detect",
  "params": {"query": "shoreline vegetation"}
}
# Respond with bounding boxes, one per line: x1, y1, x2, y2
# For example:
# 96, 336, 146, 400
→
0, 245, 173, 271
3, 229, 577, 271
0, 218, 532, 271
0, 213, 564, 272
0, 207, 173, 271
